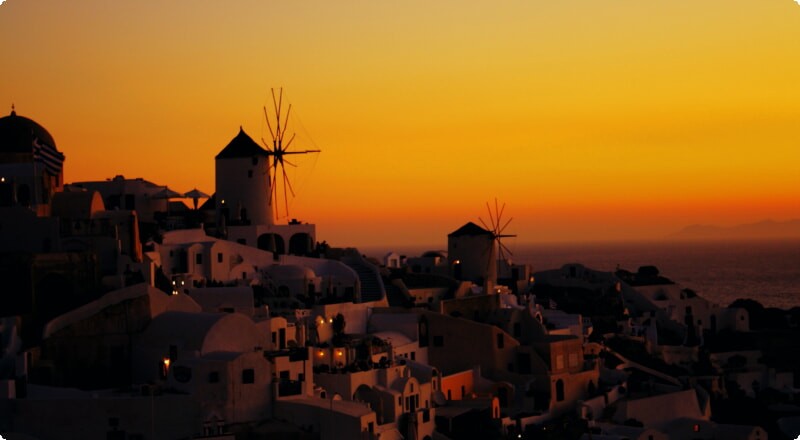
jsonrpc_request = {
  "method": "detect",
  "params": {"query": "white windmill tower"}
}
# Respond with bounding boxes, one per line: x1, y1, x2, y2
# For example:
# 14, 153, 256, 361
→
214, 89, 320, 255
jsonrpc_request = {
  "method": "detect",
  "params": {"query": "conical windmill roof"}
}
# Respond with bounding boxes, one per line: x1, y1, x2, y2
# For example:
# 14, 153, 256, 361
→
449, 222, 493, 237
216, 127, 268, 159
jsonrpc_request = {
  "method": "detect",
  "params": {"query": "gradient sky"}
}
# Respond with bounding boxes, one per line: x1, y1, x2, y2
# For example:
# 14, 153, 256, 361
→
2, 0, 799, 248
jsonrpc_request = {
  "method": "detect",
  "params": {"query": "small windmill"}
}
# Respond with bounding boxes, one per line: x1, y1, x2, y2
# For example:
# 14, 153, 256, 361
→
261, 88, 321, 221
478, 199, 516, 292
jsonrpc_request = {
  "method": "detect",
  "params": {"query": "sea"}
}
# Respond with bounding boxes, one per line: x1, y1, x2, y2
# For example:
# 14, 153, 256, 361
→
362, 239, 800, 310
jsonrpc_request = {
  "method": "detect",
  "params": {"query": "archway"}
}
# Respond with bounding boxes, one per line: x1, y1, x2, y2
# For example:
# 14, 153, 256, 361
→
288, 233, 313, 255
257, 233, 285, 255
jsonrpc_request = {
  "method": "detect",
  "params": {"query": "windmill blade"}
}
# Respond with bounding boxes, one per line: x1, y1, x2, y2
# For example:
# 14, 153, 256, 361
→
269, 166, 279, 205
283, 158, 297, 167
284, 149, 321, 154
478, 217, 492, 232
271, 89, 282, 137
260, 137, 274, 152
498, 240, 513, 257
283, 133, 296, 152
263, 106, 276, 141
497, 202, 506, 229
497, 243, 508, 266
498, 216, 514, 235
282, 165, 296, 198
280, 104, 292, 141
486, 202, 497, 232
281, 168, 291, 217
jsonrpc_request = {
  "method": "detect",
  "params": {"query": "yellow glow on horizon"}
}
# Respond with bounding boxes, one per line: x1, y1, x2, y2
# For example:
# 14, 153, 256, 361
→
2, 0, 799, 246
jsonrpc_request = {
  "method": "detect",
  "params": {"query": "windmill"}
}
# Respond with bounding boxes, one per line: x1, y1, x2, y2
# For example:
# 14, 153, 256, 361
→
261, 88, 321, 221
478, 199, 516, 292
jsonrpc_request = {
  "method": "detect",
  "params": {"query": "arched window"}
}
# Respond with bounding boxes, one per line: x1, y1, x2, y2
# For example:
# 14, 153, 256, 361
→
257, 233, 285, 255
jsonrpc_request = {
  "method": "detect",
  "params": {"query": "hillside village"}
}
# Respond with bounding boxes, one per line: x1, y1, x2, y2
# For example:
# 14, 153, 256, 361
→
2, 108, 799, 439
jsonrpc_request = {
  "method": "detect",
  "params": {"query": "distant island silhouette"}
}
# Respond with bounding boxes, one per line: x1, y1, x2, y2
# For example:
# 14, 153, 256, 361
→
673, 219, 800, 240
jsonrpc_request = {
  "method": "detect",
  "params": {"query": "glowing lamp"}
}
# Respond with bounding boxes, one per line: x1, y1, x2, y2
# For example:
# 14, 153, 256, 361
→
318, 350, 325, 358
336, 350, 343, 357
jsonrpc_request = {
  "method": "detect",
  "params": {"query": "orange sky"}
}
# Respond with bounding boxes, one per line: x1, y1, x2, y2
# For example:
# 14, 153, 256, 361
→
2, 0, 799, 248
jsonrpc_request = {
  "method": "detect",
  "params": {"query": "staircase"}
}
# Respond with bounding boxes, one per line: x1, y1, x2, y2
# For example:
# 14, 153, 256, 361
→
343, 256, 386, 303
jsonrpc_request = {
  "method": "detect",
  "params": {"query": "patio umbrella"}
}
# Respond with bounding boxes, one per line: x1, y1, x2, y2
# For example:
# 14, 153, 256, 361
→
152, 186, 182, 199
183, 188, 210, 210
151, 186, 183, 215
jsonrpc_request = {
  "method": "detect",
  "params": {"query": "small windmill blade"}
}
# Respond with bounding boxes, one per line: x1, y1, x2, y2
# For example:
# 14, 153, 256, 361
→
498, 216, 514, 235
282, 170, 290, 216
498, 240, 513, 258
284, 133, 296, 151
478, 217, 492, 232
283, 169, 296, 197
485, 202, 497, 232
281, 104, 292, 140
263, 107, 276, 141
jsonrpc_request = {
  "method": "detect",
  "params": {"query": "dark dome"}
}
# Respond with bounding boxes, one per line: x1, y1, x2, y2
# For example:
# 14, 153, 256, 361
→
0, 109, 57, 153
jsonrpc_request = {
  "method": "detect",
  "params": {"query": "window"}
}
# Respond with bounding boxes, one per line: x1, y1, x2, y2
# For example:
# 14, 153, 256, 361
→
433, 336, 444, 347
568, 353, 579, 368
208, 371, 220, 383
556, 354, 564, 370
195, 254, 203, 265
398, 396, 402, 406
217, 253, 223, 263
242, 369, 255, 384
272, 332, 277, 343
279, 370, 290, 380
410, 352, 416, 361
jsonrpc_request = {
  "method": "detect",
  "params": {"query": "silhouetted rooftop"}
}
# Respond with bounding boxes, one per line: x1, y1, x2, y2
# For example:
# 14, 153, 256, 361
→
449, 222, 492, 237
0, 109, 57, 153
215, 127, 268, 159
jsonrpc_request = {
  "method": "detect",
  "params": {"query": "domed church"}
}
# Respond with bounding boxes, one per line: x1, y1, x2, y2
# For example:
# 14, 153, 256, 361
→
0, 106, 65, 216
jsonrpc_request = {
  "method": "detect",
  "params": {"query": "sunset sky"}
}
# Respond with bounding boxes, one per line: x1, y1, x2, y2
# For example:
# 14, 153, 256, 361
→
2, 0, 799, 248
